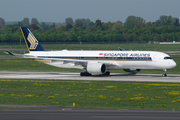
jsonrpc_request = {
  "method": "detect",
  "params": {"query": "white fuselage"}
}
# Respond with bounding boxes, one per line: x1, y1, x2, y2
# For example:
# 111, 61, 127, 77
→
26, 50, 176, 70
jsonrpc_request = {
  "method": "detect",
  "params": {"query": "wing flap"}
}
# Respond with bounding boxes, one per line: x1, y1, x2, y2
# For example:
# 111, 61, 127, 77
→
49, 58, 118, 69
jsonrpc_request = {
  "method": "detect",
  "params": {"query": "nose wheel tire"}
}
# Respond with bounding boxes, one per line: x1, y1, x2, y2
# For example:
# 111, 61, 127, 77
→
162, 69, 167, 77
162, 73, 167, 77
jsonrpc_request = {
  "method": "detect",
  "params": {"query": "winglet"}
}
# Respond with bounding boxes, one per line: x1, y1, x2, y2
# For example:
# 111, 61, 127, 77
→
20, 27, 45, 51
5, 50, 35, 58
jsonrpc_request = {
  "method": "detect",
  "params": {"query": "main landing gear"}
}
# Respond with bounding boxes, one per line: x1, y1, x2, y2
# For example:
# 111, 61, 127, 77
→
80, 71, 110, 76
104, 71, 110, 76
162, 69, 167, 77
80, 72, 92, 76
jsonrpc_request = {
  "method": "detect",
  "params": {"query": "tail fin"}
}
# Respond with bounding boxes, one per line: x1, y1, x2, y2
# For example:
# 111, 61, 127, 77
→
20, 27, 45, 51
118, 47, 123, 51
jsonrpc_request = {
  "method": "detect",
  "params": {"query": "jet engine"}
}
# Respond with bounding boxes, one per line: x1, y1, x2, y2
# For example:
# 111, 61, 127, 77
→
86, 62, 106, 75
123, 69, 141, 73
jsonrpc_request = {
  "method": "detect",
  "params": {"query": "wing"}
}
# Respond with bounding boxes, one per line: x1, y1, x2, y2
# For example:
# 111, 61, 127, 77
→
43, 58, 119, 69
6, 50, 119, 69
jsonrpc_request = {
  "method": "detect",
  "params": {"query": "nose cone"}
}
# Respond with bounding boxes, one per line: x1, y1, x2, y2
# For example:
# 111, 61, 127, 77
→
171, 60, 177, 68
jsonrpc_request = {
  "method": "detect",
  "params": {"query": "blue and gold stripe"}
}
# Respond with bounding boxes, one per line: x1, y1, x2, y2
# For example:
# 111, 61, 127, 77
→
37, 56, 152, 61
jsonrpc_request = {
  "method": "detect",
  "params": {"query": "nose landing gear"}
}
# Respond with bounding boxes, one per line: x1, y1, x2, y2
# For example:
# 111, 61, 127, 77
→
162, 69, 167, 77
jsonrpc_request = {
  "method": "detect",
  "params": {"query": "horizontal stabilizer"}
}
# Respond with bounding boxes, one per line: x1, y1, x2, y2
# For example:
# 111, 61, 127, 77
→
5, 50, 15, 56
5, 50, 35, 58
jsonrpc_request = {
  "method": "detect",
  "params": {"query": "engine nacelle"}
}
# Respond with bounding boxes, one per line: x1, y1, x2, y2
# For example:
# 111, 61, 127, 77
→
87, 62, 106, 75
123, 69, 141, 73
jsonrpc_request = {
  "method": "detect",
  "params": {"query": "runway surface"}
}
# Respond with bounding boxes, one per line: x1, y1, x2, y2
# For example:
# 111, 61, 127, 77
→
0, 104, 180, 120
0, 71, 180, 83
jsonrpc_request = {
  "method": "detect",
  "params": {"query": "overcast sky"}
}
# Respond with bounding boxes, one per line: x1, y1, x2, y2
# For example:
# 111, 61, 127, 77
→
0, 0, 180, 23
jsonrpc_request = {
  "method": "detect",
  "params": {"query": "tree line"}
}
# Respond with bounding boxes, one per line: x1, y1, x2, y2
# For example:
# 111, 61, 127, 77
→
0, 15, 180, 44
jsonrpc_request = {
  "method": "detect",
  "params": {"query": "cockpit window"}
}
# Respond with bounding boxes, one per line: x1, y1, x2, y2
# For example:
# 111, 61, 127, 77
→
164, 57, 172, 60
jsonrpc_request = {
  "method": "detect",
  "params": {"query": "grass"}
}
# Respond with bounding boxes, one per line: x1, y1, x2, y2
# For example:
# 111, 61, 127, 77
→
40, 43, 180, 51
0, 59, 82, 72
0, 43, 180, 51
0, 79, 180, 110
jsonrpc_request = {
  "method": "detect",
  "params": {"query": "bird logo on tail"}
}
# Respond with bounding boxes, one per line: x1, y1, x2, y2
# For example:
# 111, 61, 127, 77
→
27, 33, 38, 49
20, 27, 44, 51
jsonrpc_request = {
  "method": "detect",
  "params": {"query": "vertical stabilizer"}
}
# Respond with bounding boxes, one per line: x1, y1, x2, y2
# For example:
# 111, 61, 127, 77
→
20, 27, 45, 51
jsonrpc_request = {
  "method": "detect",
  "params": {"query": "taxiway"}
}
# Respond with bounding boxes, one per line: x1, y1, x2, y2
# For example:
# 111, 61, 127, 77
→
0, 104, 180, 120
0, 71, 180, 83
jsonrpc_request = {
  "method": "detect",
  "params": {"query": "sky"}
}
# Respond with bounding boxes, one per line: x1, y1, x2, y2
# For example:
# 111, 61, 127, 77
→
0, 0, 180, 23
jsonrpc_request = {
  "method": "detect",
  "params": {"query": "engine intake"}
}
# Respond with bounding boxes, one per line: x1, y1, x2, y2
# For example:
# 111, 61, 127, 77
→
87, 62, 106, 75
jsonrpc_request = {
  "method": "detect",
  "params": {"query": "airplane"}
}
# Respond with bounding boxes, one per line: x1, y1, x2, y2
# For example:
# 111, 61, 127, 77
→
6, 27, 176, 77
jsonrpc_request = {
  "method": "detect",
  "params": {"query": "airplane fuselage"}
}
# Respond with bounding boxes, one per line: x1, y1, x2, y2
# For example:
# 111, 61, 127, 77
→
27, 50, 176, 70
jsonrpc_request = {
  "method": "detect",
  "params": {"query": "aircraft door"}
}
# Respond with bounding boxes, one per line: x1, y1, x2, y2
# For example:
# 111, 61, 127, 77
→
78, 54, 81, 60
153, 54, 156, 62
123, 56, 126, 61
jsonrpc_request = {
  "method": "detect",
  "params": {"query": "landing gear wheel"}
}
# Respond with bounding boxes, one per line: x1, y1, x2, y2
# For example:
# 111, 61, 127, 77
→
104, 71, 110, 76
80, 72, 84, 76
80, 72, 92, 76
162, 73, 167, 77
